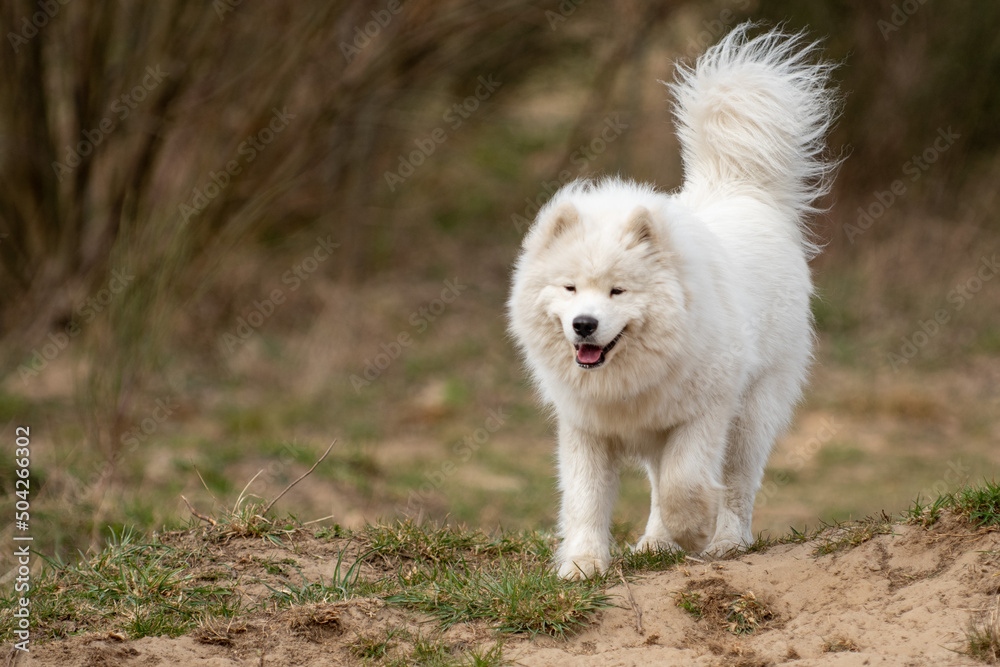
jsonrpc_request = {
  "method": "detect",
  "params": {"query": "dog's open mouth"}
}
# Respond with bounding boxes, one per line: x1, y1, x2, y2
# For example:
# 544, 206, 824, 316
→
574, 330, 624, 369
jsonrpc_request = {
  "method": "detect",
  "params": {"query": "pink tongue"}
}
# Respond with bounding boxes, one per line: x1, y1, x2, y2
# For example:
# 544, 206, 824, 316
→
576, 344, 602, 364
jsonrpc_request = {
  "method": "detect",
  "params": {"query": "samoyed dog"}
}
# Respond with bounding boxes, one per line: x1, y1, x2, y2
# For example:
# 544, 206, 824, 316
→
508, 24, 839, 579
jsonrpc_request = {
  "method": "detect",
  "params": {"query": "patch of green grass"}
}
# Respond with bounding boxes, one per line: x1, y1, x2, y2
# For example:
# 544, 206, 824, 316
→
742, 525, 817, 554
741, 533, 780, 554
0, 528, 238, 642
314, 523, 349, 540
267, 547, 379, 605
904, 493, 950, 528
410, 633, 461, 664
903, 481, 1000, 531
462, 640, 506, 666
812, 512, 895, 556
617, 546, 686, 575
950, 481, 1000, 528
387, 559, 612, 637
674, 590, 703, 619
361, 519, 553, 565
270, 578, 350, 605
351, 627, 406, 662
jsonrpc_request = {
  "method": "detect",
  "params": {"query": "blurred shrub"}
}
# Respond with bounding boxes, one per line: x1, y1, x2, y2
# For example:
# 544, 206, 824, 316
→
0, 0, 676, 458
754, 0, 1000, 225
2, 0, 997, 378
0, 0, 676, 334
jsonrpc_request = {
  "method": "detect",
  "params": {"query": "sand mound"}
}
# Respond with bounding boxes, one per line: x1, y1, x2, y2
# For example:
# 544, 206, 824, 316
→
14, 513, 1000, 666
514, 513, 998, 665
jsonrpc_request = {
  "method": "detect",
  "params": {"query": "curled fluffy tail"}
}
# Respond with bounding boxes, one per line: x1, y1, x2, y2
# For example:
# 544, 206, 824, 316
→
668, 23, 840, 252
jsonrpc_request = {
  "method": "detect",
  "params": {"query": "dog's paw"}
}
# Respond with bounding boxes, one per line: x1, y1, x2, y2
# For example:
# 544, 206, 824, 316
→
634, 534, 682, 554
556, 555, 608, 580
702, 538, 745, 560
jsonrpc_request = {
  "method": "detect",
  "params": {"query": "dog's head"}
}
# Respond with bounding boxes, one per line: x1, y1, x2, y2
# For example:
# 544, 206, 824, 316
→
509, 191, 689, 396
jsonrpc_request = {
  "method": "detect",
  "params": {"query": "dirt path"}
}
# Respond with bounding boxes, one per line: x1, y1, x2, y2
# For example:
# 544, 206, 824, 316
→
12, 514, 998, 666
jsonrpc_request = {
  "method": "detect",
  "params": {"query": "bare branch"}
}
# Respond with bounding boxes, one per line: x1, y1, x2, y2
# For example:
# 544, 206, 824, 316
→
181, 494, 217, 526
263, 440, 338, 515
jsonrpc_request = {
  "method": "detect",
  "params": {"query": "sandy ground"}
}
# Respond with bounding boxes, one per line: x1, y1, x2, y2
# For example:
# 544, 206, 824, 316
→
8, 512, 999, 667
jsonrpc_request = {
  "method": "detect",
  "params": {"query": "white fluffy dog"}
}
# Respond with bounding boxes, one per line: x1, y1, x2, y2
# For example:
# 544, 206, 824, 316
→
508, 24, 839, 579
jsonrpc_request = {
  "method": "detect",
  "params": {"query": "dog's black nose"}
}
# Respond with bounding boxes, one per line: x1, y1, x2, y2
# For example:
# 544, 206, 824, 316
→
572, 315, 599, 337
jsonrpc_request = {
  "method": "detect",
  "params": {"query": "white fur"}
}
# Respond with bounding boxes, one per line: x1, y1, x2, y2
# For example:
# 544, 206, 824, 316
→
507, 24, 839, 579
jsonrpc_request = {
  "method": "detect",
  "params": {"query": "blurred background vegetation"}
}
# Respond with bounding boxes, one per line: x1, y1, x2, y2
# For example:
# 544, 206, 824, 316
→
1, 0, 999, 568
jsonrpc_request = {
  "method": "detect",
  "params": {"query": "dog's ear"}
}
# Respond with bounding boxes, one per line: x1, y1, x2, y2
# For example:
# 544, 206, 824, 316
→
532, 202, 580, 250
623, 206, 658, 250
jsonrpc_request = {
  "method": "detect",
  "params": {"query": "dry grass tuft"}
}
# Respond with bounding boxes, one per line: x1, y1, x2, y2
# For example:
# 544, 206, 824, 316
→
673, 578, 778, 636
823, 635, 860, 652
969, 597, 1000, 663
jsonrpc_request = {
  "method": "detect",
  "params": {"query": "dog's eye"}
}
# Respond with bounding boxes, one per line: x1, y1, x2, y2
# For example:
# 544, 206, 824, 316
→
610, 287, 625, 296
564, 285, 576, 292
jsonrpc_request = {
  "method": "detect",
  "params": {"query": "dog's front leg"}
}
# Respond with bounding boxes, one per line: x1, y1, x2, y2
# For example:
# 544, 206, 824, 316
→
555, 423, 618, 580
654, 414, 727, 553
